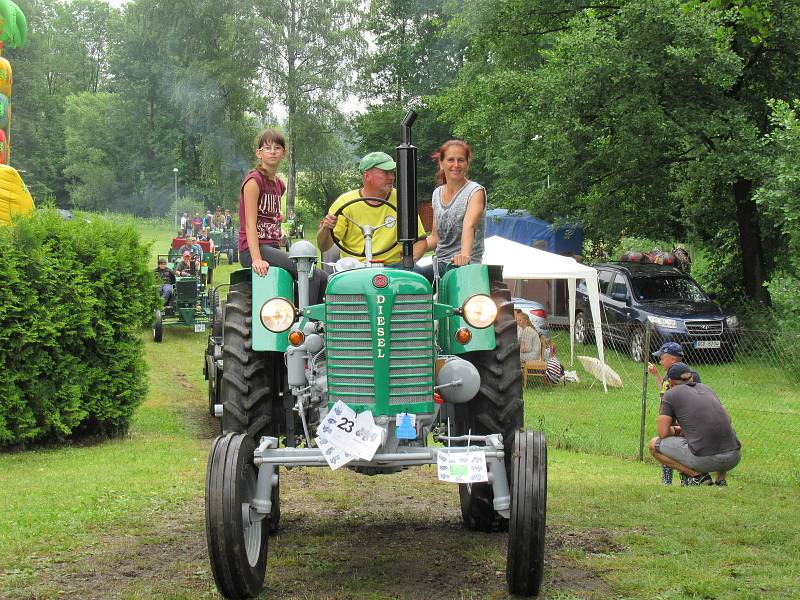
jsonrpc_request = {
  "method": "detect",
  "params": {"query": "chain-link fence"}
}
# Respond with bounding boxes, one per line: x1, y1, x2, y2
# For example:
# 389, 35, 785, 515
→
522, 320, 800, 487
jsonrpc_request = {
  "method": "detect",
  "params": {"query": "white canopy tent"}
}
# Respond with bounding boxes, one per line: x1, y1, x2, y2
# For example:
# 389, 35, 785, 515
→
421, 235, 608, 390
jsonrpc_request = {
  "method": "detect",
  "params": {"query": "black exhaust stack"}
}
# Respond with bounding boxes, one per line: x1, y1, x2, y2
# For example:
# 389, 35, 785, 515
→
396, 110, 418, 269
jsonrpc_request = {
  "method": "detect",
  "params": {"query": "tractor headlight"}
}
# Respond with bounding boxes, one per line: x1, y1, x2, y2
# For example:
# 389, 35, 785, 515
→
260, 298, 296, 332
462, 294, 497, 329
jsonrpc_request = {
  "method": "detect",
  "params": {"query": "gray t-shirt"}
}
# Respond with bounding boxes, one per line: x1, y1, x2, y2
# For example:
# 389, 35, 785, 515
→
432, 180, 486, 263
660, 382, 740, 456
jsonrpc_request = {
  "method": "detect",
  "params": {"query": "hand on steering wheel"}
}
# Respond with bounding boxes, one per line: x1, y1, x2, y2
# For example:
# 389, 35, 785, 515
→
329, 196, 397, 258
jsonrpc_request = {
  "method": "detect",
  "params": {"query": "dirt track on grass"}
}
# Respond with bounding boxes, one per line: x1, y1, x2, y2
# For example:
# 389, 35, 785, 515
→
6, 396, 620, 600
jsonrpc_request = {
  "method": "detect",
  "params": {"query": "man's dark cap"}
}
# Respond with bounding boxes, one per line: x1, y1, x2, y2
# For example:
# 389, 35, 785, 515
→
667, 362, 692, 381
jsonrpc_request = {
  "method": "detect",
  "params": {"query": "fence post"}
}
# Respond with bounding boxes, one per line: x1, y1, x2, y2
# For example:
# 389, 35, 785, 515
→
638, 319, 653, 461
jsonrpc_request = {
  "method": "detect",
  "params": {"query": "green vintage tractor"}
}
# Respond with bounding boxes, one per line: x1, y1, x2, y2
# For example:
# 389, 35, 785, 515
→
210, 228, 239, 265
280, 214, 305, 251
213, 227, 239, 264
203, 112, 547, 599
153, 255, 216, 342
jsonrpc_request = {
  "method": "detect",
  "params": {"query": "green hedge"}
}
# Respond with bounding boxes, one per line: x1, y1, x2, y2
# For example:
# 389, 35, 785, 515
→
0, 210, 159, 447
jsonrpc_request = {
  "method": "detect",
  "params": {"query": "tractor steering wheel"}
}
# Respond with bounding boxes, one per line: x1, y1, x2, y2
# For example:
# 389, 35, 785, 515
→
330, 196, 398, 259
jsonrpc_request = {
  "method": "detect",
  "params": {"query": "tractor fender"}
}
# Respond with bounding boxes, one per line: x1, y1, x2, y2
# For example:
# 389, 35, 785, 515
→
237, 266, 295, 352
437, 264, 497, 353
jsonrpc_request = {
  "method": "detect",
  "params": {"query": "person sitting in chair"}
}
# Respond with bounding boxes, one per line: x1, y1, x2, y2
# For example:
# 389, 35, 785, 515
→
516, 310, 543, 364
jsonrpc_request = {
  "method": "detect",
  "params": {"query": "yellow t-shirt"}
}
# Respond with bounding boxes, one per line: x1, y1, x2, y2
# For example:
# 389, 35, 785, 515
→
329, 189, 425, 264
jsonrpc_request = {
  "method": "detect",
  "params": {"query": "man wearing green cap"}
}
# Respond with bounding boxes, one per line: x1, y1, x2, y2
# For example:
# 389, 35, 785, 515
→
317, 151, 427, 267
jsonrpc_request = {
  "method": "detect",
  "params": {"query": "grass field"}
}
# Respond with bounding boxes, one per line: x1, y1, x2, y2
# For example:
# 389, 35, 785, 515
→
523, 329, 800, 487
1, 217, 798, 599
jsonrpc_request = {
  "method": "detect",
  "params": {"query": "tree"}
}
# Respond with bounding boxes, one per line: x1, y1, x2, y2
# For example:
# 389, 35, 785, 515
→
358, 0, 464, 105
7, 0, 119, 204
353, 0, 468, 196
254, 0, 362, 216
434, 0, 800, 304
754, 99, 800, 276
102, 0, 261, 214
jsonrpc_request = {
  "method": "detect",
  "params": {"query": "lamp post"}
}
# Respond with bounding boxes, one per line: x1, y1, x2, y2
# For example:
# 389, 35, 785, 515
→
173, 167, 179, 231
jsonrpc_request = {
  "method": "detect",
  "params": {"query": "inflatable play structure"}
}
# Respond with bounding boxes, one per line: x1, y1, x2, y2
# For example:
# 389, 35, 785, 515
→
0, 0, 33, 225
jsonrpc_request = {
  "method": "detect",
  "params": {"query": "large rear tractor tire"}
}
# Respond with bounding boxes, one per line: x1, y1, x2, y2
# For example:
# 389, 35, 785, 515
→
220, 281, 281, 439
457, 278, 524, 532
506, 430, 547, 596
205, 433, 269, 599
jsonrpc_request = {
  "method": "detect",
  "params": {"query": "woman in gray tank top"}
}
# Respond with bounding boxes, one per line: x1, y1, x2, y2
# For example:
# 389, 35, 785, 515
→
424, 140, 486, 274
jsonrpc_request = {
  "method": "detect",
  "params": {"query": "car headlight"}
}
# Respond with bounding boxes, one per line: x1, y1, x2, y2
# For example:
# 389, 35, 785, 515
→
648, 315, 678, 329
260, 298, 296, 332
462, 294, 497, 329
726, 315, 739, 329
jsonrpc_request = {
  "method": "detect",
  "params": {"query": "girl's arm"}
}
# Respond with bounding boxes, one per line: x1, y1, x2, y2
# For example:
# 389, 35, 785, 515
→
243, 179, 269, 276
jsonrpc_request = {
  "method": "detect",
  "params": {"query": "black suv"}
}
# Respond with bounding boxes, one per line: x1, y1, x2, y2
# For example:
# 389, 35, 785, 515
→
575, 262, 739, 362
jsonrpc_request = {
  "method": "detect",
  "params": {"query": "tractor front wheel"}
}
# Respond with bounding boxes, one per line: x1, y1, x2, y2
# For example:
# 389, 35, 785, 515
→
458, 277, 523, 532
153, 309, 163, 343
506, 430, 547, 596
205, 433, 269, 599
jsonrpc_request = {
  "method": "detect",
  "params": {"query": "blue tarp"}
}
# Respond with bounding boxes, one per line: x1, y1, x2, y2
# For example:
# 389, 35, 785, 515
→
485, 209, 583, 256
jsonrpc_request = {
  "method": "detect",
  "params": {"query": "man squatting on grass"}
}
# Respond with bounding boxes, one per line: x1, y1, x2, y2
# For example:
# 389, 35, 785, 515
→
649, 363, 741, 486
648, 342, 702, 485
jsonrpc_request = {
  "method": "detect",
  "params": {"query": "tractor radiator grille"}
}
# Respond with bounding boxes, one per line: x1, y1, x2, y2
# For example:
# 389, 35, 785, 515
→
326, 293, 434, 408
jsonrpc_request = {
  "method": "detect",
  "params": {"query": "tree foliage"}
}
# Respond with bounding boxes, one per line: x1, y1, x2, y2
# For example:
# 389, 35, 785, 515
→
352, 0, 468, 198
431, 0, 800, 305
6, 0, 800, 310
9, 0, 265, 215
254, 0, 362, 216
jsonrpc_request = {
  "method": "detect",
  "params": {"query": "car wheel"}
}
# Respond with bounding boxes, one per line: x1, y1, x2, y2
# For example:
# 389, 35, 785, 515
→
574, 311, 592, 344
629, 326, 646, 362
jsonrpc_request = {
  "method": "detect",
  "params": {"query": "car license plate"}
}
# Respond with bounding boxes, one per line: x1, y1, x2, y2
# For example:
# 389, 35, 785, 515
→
195, 323, 206, 333
693, 340, 720, 349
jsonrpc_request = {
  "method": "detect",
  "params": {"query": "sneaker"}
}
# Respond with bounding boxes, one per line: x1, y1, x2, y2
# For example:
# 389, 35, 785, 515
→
661, 466, 674, 486
715, 480, 727, 487
680, 473, 690, 487
685, 473, 713, 486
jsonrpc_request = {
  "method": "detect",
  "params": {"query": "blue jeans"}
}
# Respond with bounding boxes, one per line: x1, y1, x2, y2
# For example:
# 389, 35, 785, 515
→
160, 283, 173, 304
